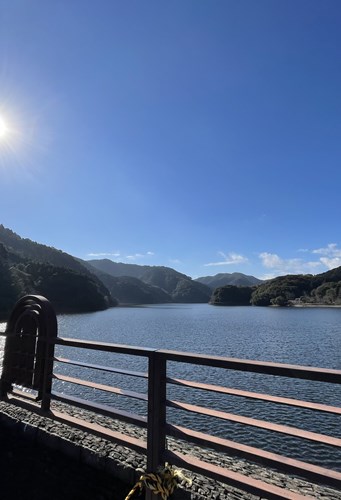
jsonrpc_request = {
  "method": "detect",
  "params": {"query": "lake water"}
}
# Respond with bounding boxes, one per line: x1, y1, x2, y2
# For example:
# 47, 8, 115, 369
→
1, 304, 340, 470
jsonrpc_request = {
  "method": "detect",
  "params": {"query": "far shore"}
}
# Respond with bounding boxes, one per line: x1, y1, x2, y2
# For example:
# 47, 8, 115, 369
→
290, 302, 341, 308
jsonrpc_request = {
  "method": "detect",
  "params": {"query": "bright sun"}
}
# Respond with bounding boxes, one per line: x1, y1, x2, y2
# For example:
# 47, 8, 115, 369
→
0, 107, 37, 174
0, 116, 8, 138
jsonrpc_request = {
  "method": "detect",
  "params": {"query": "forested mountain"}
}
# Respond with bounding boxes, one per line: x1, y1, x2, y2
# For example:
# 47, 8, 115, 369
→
0, 242, 113, 319
2, 225, 339, 313
196, 272, 262, 289
81, 260, 172, 304
97, 276, 172, 305
170, 278, 212, 303
0, 226, 117, 318
0, 244, 22, 317
251, 267, 341, 306
85, 259, 147, 278
209, 267, 341, 307
0, 225, 87, 274
0, 225, 210, 312
138, 267, 211, 303
87, 260, 212, 303
210, 285, 256, 306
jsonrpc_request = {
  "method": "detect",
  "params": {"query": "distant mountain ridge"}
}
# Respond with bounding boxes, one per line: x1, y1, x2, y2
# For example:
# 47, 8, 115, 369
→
80, 260, 173, 304
86, 259, 212, 303
85, 259, 149, 278
196, 272, 262, 289
3, 224, 338, 313
0, 225, 211, 314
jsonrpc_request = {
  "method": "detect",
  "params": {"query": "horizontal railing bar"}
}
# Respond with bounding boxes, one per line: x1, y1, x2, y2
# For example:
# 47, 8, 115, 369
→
52, 391, 147, 428
51, 409, 147, 455
54, 357, 148, 378
167, 400, 341, 448
7, 393, 43, 412
167, 377, 341, 415
164, 450, 315, 500
159, 350, 341, 383
167, 424, 341, 489
12, 387, 39, 401
54, 337, 156, 357
53, 340, 341, 382
53, 373, 148, 401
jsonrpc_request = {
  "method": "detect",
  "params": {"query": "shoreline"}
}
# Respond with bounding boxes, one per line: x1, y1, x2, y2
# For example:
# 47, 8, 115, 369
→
290, 303, 341, 308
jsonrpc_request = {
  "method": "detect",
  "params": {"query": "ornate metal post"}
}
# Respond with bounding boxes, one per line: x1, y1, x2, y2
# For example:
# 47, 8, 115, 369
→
0, 295, 57, 412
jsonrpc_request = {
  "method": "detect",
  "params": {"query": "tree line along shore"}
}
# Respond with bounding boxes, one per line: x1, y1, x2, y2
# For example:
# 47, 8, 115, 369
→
1, 224, 340, 319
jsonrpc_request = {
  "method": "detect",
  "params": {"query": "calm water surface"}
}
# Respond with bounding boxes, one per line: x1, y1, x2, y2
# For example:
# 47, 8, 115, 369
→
1, 304, 340, 469
57, 304, 341, 367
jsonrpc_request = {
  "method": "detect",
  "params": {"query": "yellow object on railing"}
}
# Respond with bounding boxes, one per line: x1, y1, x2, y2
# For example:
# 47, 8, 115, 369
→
125, 464, 192, 499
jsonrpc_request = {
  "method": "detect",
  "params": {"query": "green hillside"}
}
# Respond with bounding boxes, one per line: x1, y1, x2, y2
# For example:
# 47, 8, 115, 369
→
0, 225, 87, 274
196, 272, 262, 289
2, 225, 339, 312
210, 285, 256, 306
209, 267, 341, 307
87, 260, 212, 303
251, 267, 341, 306
0, 227, 115, 319
81, 260, 173, 304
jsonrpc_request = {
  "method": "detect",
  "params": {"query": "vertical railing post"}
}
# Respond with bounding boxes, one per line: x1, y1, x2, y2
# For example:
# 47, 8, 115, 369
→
146, 351, 167, 500
37, 297, 57, 412
40, 326, 57, 412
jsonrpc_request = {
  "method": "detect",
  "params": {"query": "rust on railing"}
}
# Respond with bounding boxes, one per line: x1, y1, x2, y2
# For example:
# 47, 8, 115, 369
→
1, 295, 341, 500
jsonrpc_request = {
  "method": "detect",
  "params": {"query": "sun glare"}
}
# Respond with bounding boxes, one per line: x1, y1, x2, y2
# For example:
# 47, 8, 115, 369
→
0, 110, 23, 175
0, 102, 47, 179
0, 116, 8, 138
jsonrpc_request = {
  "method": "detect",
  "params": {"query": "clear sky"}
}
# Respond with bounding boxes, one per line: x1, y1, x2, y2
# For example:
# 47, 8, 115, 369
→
0, 1, 340, 279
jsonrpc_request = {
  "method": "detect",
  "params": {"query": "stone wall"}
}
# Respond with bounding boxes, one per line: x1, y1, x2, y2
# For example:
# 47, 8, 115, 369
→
0, 400, 339, 500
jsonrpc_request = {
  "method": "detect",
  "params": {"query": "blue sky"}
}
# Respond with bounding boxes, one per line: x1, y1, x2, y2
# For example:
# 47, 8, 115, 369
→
0, 0, 340, 279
